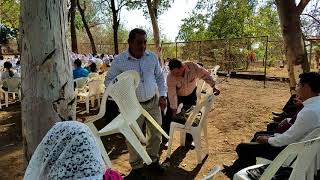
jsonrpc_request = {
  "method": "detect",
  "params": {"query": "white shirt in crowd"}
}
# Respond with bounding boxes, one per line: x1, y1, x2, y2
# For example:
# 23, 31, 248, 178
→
268, 96, 320, 147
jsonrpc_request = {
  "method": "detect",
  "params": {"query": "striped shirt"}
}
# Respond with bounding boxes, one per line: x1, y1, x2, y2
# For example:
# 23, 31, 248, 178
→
105, 50, 166, 102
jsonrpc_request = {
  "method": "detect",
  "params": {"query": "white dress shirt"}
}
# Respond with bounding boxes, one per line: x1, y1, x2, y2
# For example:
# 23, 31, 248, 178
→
105, 50, 166, 102
268, 96, 320, 147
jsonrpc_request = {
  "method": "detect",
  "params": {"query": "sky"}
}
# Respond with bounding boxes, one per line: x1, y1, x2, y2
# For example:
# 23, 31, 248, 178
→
121, 0, 198, 41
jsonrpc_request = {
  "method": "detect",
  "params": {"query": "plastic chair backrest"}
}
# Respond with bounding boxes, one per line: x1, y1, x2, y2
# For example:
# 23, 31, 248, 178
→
211, 65, 220, 81
88, 79, 105, 96
106, 71, 141, 122
196, 79, 206, 100
74, 77, 88, 89
185, 93, 214, 129
260, 136, 320, 180
3, 77, 20, 92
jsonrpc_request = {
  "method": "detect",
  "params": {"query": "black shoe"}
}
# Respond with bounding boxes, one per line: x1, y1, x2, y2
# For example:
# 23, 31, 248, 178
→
146, 160, 166, 175
185, 141, 195, 150
124, 168, 147, 180
272, 111, 287, 118
222, 165, 236, 179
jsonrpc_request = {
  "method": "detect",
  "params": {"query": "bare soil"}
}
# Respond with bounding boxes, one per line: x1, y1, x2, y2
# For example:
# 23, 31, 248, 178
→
0, 78, 290, 180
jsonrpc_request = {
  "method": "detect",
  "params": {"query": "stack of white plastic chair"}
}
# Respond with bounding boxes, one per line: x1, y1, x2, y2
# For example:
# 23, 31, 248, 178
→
234, 128, 320, 180
85, 70, 169, 167
0, 77, 21, 107
78, 74, 105, 113
166, 86, 215, 164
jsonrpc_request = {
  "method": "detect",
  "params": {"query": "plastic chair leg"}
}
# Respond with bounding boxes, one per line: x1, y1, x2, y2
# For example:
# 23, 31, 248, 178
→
121, 127, 152, 165
166, 125, 176, 158
130, 121, 147, 144
85, 97, 90, 114
90, 97, 95, 108
193, 133, 203, 164
180, 131, 186, 146
203, 127, 209, 154
5, 92, 8, 107
86, 123, 112, 168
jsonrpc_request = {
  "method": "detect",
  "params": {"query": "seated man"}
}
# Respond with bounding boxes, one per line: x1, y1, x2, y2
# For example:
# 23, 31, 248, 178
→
163, 58, 220, 146
73, 58, 89, 79
223, 72, 320, 178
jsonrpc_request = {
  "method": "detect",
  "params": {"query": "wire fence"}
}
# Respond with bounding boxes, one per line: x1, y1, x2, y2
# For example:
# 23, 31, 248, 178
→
2, 36, 320, 88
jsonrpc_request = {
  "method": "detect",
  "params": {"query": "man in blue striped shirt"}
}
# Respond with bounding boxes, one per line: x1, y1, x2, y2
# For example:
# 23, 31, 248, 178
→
105, 28, 167, 179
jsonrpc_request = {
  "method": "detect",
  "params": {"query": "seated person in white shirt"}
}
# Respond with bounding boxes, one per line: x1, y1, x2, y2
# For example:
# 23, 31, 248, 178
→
1, 61, 20, 91
223, 72, 320, 178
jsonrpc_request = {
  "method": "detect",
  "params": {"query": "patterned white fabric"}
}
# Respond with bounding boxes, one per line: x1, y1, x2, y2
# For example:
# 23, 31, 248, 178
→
24, 121, 105, 180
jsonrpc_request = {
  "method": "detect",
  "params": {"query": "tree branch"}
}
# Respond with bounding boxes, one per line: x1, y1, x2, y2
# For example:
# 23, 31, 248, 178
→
301, 13, 320, 25
297, 0, 311, 15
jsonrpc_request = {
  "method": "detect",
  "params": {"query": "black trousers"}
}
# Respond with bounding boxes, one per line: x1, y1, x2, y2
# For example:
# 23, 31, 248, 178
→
93, 98, 120, 131
228, 142, 285, 176
162, 88, 197, 143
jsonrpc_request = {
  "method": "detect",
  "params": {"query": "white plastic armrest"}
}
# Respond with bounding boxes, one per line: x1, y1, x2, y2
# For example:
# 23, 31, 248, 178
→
256, 157, 272, 165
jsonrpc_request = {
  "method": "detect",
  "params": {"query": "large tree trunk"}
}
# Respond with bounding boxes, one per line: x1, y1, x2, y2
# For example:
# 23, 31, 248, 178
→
146, 0, 161, 63
70, 0, 78, 53
275, 0, 310, 93
77, 0, 97, 54
111, 0, 119, 54
20, 0, 76, 162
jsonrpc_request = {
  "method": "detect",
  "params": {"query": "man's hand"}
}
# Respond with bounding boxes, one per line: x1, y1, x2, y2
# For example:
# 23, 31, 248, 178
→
212, 87, 220, 96
159, 96, 167, 111
256, 136, 270, 144
171, 109, 177, 117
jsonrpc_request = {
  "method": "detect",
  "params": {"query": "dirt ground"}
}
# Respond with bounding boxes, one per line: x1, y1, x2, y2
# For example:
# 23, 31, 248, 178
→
0, 78, 290, 180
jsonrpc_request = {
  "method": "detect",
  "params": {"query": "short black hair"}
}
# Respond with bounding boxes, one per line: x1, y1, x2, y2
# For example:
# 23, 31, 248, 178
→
299, 72, 320, 93
128, 28, 147, 42
168, 58, 183, 70
74, 59, 82, 67
89, 62, 97, 72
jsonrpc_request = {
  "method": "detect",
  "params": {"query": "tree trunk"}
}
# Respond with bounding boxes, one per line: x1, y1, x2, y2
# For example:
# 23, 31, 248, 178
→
70, 0, 78, 53
111, 0, 119, 54
146, 0, 161, 63
20, 0, 76, 162
275, 0, 310, 93
77, 0, 97, 54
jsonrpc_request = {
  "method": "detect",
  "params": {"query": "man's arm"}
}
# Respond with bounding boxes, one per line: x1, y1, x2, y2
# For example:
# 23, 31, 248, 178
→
104, 59, 121, 87
154, 57, 166, 97
167, 75, 178, 114
193, 63, 220, 94
268, 110, 318, 147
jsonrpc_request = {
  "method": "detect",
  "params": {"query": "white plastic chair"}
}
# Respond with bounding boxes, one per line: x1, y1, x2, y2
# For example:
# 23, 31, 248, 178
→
166, 91, 215, 164
233, 135, 320, 180
78, 78, 105, 113
0, 77, 21, 107
74, 77, 89, 95
85, 70, 169, 167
